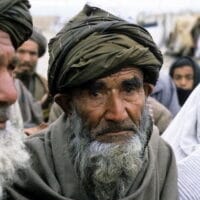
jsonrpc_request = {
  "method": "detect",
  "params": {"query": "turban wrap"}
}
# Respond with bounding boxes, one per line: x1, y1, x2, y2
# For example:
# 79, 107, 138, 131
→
0, 0, 32, 49
48, 4, 163, 96
30, 28, 47, 57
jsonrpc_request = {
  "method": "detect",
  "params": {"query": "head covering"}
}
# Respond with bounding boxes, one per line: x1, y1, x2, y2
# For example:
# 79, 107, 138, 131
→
162, 84, 200, 161
48, 4, 163, 96
0, 0, 33, 49
169, 56, 200, 89
169, 56, 200, 106
30, 28, 47, 57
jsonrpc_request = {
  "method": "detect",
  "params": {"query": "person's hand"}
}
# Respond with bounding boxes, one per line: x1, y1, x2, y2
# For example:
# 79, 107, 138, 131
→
24, 122, 48, 136
0, 30, 15, 70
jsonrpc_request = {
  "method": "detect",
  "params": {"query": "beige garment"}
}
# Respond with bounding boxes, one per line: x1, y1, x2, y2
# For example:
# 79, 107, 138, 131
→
148, 97, 173, 135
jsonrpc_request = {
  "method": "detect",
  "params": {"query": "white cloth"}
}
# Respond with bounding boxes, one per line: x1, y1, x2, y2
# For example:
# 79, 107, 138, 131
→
162, 84, 200, 200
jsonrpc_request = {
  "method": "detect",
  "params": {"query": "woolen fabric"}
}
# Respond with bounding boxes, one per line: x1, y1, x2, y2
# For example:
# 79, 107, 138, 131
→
0, 0, 32, 49
6, 114, 178, 200
48, 4, 163, 96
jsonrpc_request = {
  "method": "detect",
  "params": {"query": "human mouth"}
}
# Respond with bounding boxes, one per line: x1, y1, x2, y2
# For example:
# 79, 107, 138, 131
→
95, 131, 133, 144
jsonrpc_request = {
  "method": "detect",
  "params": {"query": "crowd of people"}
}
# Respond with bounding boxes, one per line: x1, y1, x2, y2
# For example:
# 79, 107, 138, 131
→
0, 0, 200, 200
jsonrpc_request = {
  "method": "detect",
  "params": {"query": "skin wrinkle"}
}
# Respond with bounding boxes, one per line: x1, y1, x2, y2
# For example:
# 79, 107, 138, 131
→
59, 67, 153, 200
66, 104, 152, 200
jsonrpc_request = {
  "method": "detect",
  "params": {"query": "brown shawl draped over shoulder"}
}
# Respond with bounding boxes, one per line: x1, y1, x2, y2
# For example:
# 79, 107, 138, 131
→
0, 0, 32, 49
48, 4, 163, 96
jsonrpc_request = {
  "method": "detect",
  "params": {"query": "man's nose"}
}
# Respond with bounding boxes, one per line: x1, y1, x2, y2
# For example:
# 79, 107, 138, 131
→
104, 92, 128, 122
0, 71, 17, 105
179, 78, 188, 87
22, 52, 31, 62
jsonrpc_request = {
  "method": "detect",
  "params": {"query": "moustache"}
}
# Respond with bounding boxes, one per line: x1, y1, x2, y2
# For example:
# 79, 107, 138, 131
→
91, 120, 139, 137
18, 62, 34, 68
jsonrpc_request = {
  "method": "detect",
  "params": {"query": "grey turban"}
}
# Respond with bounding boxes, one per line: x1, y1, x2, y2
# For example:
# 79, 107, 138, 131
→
48, 4, 163, 96
0, 0, 33, 49
30, 28, 47, 57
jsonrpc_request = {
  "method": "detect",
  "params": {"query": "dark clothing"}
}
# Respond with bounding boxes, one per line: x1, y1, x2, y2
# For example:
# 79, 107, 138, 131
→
15, 72, 50, 121
6, 114, 178, 200
15, 79, 43, 128
15, 72, 48, 101
176, 87, 192, 106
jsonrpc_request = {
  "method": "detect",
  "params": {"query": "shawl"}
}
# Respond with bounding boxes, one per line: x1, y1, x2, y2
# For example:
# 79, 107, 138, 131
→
162, 84, 200, 200
162, 84, 200, 161
6, 114, 178, 200
15, 79, 43, 128
0, 0, 32, 49
48, 4, 163, 96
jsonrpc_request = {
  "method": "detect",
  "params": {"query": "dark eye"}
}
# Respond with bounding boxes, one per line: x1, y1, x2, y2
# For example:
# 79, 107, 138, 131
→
80, 81, 104, 97
125, 85, 135, 93
122, 77, 143, 93
88, 82, 103, 97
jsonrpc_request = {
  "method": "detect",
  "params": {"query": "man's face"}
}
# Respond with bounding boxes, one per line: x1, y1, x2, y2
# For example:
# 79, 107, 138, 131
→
0, 31, 17, 129
173, 65, 194, 90
15, 40, 39, 75
57, 67, 153, 199
70, 67, 150, 144
0, 30, 29, 195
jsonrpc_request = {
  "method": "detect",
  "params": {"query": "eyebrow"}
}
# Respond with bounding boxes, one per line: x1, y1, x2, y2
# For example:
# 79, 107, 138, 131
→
122, 76, 143, 89
79, 76, 143, 92
79, 80, 105, 91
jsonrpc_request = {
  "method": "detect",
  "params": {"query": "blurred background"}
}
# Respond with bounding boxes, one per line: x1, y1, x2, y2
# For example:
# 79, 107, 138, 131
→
29, 0, 200, 78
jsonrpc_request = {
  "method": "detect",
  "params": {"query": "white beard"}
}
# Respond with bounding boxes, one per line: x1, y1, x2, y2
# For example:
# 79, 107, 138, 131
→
67, 105, 152, 200
0, 104, 29, 199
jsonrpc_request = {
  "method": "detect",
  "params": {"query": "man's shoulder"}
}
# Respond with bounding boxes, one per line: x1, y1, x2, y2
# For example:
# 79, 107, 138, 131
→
150, 127, 175, 160
34, 73, 48, 90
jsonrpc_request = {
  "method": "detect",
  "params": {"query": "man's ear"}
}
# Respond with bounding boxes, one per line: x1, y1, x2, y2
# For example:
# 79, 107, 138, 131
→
143, 83, 154, 96
54, 93, 72, 115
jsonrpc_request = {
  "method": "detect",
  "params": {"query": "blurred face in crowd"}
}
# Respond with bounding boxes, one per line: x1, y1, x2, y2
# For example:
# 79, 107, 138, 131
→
56, 67, 153, 199
172, 65, 194, 90
15, 39, 39, 75
0, 30, 29, 196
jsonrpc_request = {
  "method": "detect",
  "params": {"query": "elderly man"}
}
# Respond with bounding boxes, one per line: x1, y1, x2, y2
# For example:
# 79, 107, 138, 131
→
0, 0, 32, 198
14, 28, 50, 121
6, 5, 178, 200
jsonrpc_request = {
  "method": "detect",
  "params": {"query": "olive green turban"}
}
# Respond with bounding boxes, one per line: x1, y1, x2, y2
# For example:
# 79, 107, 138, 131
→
0, 0, 32, 49
30, 28, 47, 57
48, 4, 163, 96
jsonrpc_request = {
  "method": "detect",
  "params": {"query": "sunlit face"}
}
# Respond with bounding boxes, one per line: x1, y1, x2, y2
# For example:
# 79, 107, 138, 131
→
69, 67, 150, 144
15, 40, 39, 75
172, 65, 194, 90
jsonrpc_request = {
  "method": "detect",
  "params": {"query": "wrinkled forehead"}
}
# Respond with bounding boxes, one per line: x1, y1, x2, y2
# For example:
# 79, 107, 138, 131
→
96, 67, 143, 82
